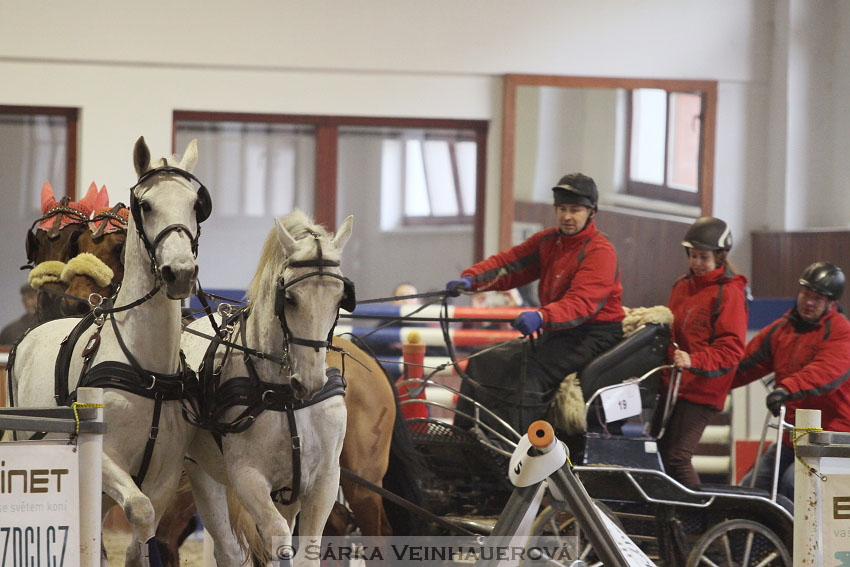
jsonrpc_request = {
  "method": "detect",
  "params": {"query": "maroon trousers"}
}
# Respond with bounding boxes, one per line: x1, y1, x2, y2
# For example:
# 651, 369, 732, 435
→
653, 397, 718, 488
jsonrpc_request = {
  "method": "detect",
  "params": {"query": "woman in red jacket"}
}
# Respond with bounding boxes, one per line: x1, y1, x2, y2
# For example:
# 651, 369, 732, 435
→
653, 217, 749, 488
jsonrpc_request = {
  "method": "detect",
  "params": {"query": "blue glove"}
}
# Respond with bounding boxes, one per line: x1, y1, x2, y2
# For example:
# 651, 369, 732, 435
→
445, 276, 473, 296
766, 388, 790, 417
512, 311, 544, 335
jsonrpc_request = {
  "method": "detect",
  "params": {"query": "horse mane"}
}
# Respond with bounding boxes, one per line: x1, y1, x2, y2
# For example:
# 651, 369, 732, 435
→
245, 209, 337, 303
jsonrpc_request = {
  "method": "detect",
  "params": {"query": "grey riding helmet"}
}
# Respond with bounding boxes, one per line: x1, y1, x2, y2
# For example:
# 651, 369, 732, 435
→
682, 217, 733, 251
551, 173, 598, 209
799, 262, 845, 300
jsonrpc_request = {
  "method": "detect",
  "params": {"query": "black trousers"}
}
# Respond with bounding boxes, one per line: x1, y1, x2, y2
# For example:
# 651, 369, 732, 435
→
455, 322, 623, 436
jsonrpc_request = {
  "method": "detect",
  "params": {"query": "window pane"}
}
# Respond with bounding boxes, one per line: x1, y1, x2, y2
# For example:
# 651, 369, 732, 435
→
668, 92, 701, 192
404, 139, 431, 217
629, 89, 667, 185
175, 121, 316, 219
456, 141, 477, 215
422, 140, 457, 216
0, 111, 71, 327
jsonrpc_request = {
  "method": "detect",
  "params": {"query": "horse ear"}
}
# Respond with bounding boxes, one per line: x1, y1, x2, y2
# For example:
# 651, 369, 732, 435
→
95, 185, 110, 209
333, 215, 354, 252
274, 219, 298, 257
40, 181, 57, 213
179, 139, 199, 173
77, 182, 99, 215
133, 136, 152, 177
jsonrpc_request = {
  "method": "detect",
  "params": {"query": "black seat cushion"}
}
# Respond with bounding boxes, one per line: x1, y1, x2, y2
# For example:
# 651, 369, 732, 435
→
577, 323, 670, 402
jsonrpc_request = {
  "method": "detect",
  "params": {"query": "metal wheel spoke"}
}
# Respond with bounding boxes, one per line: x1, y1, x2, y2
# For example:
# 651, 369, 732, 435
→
742, 530, 754, 565
722, 532, 734, 563
755, 552, 779, 567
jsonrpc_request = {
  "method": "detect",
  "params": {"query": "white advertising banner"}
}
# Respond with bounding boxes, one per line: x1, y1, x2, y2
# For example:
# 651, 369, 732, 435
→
820, 457, 850, 563
0, 441, 81, 567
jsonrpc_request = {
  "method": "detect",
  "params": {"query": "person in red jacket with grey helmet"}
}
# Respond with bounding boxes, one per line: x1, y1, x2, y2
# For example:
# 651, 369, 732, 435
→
445, 172, 624, 434
733, 262, 850, 500
650, 217, 749, 488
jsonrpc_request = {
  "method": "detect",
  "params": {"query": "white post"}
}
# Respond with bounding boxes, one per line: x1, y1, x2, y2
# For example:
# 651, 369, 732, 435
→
793, 408, 821, 566
77, 388, 104, 567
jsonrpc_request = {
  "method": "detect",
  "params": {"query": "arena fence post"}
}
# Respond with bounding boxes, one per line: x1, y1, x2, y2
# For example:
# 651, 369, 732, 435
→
77, 387, 105, 567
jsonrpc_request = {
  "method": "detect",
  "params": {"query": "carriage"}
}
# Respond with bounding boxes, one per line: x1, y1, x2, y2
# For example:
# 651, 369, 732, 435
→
374, 316, 795, 566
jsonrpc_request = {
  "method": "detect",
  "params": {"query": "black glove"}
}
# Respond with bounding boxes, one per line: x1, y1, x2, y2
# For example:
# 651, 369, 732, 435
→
766, 388, 790, 417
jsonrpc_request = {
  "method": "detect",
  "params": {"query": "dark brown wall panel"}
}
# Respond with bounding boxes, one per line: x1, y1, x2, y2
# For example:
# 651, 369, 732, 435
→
751, 231, 850, 297
514, 201, 690, 308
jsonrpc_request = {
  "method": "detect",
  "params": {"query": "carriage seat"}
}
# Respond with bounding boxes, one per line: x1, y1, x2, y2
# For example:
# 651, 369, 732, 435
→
577, 322, 670, 403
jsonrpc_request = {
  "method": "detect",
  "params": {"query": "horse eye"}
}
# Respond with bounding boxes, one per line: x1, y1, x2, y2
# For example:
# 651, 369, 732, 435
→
285, 293, 297, 307
140, 201, 152, 213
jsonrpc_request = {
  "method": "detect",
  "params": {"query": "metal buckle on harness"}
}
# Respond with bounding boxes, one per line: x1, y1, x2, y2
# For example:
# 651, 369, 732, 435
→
291, 435, 301, 451
149, 425, 159, 440
146, 375, 157, 390
261, 390, 275, 404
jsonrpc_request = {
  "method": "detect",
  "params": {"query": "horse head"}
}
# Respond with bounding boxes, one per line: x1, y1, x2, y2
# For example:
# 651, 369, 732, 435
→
129, 136, 209, 299
27, 181, 99, 322
59, 201, 129, 316
247, 210, 354, 400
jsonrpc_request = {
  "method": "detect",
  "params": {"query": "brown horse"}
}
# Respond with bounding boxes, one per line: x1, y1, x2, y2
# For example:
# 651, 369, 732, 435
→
59, 201, 128, 316
26, 181, 99, 322
154, 334, 399, 566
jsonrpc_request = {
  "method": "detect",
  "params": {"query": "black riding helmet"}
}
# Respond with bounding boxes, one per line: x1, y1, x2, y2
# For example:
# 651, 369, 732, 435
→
552, 173, 598, 210
799, 262, 845, 300
682, 217, 733, 251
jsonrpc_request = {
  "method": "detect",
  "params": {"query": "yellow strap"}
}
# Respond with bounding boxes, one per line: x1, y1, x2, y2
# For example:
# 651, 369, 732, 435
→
792, 426, 826, 481
71, 402, 105, 435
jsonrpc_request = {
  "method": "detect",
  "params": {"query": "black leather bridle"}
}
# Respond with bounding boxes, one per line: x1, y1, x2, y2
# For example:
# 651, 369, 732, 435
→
273, 229, 356, 355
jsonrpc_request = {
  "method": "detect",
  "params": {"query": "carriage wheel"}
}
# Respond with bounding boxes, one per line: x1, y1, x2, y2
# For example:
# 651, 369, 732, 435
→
527, 501, 621, 567
685, 519, 791, 567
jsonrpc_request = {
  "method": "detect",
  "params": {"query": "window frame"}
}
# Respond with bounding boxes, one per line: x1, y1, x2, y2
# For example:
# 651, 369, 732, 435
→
173, 111, 488, 260
0, 105, 79, 199
624, 89, 704, 206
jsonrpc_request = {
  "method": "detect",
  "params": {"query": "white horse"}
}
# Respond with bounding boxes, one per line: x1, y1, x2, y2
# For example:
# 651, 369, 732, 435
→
180, 210, 353, 567
8, 137, 209, 567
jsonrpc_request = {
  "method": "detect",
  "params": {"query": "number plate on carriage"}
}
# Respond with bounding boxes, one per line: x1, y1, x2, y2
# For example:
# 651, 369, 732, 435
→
600, 382, 642, 422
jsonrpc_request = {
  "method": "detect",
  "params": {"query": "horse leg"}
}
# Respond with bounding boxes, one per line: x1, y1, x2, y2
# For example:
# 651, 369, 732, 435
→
340, 476, 391, 536
184, 460, 246, 567
229, 469, 294, 565
101, 455, 161, 567
154, 476, 197, 567
291, 470, 341, 567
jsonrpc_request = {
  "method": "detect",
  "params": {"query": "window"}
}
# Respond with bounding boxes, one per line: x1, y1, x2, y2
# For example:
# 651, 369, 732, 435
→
0, 105, 77, 327
174, 120, 317, 218
627, 89, 703, 206
399, 132, 478, 225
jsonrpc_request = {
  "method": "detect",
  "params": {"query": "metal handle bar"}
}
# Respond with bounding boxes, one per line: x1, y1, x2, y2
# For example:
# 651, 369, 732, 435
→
582, 363, 675, 411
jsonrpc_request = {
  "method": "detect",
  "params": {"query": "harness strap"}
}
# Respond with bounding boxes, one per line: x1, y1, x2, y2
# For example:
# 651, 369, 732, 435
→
133, 397, 163, 488
339, 468, 476, 536
54, 313, 97, 406
270, 406, 300, 506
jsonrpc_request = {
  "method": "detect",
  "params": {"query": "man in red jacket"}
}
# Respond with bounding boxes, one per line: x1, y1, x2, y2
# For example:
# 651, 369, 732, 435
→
446, 172, 624, 434
734, 262, 850, 499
